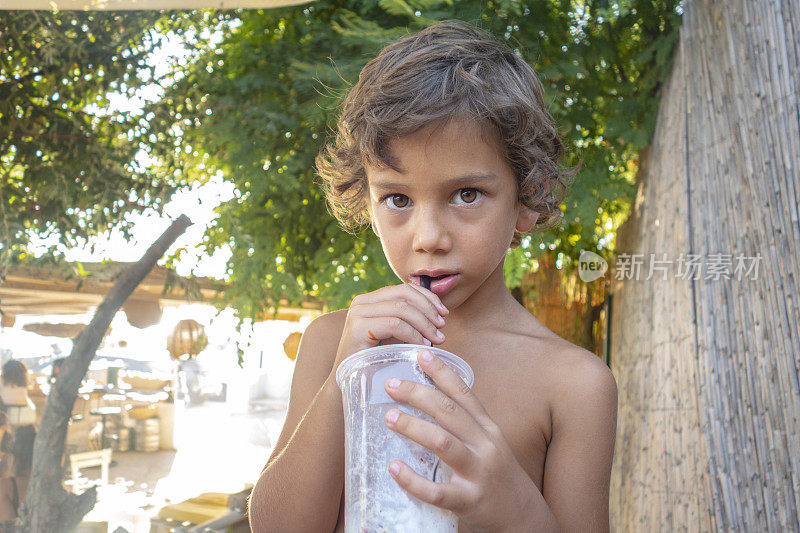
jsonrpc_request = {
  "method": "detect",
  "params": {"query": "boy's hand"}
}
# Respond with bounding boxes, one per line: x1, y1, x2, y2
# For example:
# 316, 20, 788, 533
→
332, 285, 449, 375
383, 349, 544, 532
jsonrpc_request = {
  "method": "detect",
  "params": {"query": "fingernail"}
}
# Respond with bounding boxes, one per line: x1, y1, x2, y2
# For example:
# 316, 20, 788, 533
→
435, 329, 445, 340
435, 314, 445, 326
420, 350, 434, 363
385, 409, 399, 423
423, 338, 432, 346
389, 462, 401, 476
387, 378, 401, 389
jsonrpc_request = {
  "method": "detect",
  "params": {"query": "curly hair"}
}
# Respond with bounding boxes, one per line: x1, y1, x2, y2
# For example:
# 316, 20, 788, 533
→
316, 20, 578, 246
1, 360, 28, 388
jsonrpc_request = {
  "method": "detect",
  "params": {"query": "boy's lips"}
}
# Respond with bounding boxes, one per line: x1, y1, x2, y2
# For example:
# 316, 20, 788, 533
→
412, 272, 461, 296
429, 273, 460, 296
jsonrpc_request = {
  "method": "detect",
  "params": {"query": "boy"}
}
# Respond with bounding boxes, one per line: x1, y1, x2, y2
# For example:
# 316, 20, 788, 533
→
249, 21, 617, 532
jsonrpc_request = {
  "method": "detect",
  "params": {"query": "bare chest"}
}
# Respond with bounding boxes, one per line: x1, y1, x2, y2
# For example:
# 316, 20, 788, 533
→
451, 347, 552, 533
467, 356, 551, 490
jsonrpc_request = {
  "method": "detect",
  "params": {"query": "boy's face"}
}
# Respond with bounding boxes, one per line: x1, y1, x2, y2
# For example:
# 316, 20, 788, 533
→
366, 117, 538, 308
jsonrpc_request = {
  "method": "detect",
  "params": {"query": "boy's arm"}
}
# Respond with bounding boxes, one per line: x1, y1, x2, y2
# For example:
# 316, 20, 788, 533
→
248, 311, 346, 533
248, 284, 446, 531
542, 351, 618, 532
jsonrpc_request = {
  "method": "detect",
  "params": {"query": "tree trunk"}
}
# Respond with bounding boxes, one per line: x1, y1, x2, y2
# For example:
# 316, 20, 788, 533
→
610, 0, 800, 530
10, 215, 192, 532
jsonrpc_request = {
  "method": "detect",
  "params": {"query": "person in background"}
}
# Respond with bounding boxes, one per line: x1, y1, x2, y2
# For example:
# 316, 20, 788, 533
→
0, 361, 36, 427
0, 412, 10, 477
0, 425, 35, 521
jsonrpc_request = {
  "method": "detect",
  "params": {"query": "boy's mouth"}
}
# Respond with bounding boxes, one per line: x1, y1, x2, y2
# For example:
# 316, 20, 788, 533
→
412, 272, 460, 296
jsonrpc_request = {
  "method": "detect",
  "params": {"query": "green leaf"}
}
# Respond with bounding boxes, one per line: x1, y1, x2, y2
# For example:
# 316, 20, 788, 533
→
5, 2, 683, 321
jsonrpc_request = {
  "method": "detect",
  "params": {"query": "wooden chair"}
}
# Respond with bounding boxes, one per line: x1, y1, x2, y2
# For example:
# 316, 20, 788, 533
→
69, 448, 112, 492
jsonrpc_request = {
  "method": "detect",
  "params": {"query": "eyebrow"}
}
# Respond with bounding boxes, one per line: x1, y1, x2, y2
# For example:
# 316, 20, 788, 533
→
369, 172, 498, 191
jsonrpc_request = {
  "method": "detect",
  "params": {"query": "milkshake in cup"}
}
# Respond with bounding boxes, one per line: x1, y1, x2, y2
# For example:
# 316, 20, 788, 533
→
336, 344, 474, 533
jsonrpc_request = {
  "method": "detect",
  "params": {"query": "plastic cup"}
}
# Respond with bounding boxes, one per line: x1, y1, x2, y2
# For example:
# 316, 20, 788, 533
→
336, 344, 474, 533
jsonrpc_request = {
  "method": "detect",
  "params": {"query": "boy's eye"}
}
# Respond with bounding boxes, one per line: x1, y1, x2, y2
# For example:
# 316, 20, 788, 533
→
385, 194, 410, 208
455, 188, 481, 204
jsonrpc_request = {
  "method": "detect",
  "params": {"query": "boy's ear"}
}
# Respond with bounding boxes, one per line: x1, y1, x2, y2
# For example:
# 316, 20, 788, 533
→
515, 205, 540, 234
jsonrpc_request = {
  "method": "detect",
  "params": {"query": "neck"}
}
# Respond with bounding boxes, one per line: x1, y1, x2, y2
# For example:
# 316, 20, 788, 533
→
443, 259, 521, 335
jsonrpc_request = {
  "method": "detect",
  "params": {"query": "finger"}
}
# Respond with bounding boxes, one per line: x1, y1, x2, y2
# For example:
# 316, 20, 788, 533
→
353, 285, 447, 327
384, 407, 476, 475
415, 349, 493, 429
388, 460, 472, 513
360, 316, 435, 347
360, 300, 445, 345
385, 377, 482, 447
406, 282, 449, 316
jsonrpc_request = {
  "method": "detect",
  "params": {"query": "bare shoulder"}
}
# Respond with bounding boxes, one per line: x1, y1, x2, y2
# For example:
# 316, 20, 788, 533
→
536, 335, 618, 433
295, 309, 348, 376
539, 334, 614, 381
304, 308, 348, 341
287, 308, 349, 407
500, 312, 616, 429
267, 310, 349, 464
507, 309, 615, 392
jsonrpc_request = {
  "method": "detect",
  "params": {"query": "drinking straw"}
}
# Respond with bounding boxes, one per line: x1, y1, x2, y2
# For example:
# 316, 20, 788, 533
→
418, 272, 440, 480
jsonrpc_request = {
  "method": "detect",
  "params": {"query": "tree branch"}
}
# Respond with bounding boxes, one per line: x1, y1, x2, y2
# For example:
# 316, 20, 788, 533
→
14, 214, 192, 533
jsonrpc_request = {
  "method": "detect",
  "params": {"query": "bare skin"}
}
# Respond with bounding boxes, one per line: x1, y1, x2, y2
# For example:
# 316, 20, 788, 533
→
316, 293, 614, 532
249, 118, 617, 532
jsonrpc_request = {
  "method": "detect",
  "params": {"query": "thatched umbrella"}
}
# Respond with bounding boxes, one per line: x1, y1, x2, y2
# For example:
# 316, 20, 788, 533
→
22, 323, 86, 339
1, 0, 311, 9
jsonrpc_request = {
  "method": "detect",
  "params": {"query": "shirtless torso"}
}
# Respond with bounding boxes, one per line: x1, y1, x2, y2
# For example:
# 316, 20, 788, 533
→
324, 302, 587, 532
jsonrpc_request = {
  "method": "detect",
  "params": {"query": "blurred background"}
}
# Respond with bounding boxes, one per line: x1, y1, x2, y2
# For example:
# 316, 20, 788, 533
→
2, 0, 799, 531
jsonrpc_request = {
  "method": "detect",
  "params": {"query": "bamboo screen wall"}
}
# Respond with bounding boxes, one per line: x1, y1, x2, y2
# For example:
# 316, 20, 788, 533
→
609, 0, 800, 530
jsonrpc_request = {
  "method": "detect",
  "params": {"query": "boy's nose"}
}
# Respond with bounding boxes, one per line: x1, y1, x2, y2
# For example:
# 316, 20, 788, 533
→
411, 206, 452, 254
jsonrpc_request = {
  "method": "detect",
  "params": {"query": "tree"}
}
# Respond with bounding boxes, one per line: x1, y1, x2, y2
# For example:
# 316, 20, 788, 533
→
609, 0, 800, 529
0, 11, 205, 530
146, 0, 682, 313
0, 12, 158, 268
14, 216, 191, 532
0, 11, 221, 278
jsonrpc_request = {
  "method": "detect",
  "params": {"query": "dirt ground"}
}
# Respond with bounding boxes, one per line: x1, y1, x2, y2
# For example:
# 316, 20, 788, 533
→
77, 397, 288, 532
